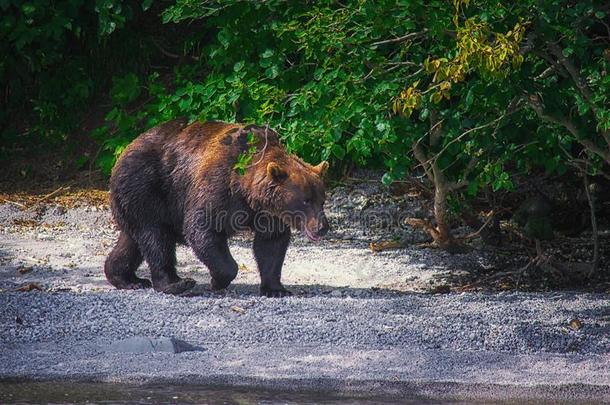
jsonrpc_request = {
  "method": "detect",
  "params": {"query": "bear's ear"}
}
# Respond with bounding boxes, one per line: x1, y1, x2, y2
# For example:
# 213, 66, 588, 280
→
313, 161, 329, 177
267, 162, 288, 182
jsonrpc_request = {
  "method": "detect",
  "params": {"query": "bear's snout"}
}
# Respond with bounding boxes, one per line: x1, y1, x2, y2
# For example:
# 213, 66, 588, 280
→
304, 212, 329, 241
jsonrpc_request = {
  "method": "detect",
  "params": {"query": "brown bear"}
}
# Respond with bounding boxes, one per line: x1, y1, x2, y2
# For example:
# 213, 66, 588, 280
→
104, 119, 329, 297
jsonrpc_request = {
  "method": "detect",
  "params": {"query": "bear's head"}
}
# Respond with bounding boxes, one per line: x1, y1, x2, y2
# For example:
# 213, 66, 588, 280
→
266, 158, 330, 241
246, 152, 330, 241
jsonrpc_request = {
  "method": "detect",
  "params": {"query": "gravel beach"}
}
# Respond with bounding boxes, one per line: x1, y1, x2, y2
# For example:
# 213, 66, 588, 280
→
1, 183, 609, 402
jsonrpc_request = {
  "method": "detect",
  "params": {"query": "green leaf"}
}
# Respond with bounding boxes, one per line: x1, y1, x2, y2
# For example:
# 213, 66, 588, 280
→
464, 88, 474, 110
381, 172, 394, 185
265, 66, 279, 79
217, 29, 230, 49
331, 144, 345, 159
96, 153, 115, 176
467, 181, 479, 196
110, 74, 140, 106
419, 108, 429, 121
431, 92, 443, 104
233, 61, 245, 72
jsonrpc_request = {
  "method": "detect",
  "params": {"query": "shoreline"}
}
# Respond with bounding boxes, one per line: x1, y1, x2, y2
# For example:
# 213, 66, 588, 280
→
2, 346, 609, 402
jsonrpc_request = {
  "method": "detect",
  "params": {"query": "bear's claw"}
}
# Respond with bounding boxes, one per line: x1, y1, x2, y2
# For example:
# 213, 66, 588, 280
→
114, 278, 152, 290
210, 276, 234, 291
260, 287, 293, 298
159, 278, 196, 295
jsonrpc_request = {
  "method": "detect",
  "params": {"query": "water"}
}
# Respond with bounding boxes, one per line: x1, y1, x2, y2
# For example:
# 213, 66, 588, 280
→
0, 381, 450, 405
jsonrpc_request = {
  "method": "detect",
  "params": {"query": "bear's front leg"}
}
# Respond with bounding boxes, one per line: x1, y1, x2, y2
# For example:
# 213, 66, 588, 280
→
189, 229, 239, 291
253, 229, 292, 297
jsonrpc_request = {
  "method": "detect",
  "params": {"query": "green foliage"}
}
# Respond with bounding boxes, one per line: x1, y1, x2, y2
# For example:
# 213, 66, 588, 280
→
93, 0, 421, 174
0, 0, 155, 160
233, 132, 258, 175
2, 0, 609, 220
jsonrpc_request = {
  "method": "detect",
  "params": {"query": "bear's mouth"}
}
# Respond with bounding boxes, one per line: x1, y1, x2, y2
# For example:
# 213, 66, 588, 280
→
304, 227, 321, 242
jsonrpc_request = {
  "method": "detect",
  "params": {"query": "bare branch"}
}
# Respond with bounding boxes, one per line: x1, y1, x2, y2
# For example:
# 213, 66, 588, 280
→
151, 39, 200, 61
0, 198, 25, 208
370, 29, 429, 47
536, 66, 559, 80
385, 61, 420, 67
459, 210, 495, 241
533, 50, 569, 79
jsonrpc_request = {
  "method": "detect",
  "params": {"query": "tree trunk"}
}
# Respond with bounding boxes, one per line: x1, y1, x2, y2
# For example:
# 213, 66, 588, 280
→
407, 110, 461, 252
431, 164, 459, 251
433, 181, 453, 245
583, 172, 600, 277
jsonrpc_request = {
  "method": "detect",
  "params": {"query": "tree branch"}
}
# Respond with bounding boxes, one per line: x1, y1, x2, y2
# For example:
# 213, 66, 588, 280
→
448, 157, 478, 191
528, 95, 610, 164
412, 141, 434, 182
370, 29, 429, 47
429, 110, 443, 148
151, 39, 200, 61
432, 103, 521, 168
547, 42, 594, 109
547, 41, 610, 147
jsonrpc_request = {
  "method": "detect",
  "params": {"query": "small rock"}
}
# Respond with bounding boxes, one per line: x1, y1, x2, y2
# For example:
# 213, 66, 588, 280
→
17, 266, 33, 274
569, 318, 583, 331
105, 336, 202, 354
230, 305, 246, 314
430, 285, 451, 294
330, 290, 343, 298
16, 283, 43, 292
53, 206, 67, 215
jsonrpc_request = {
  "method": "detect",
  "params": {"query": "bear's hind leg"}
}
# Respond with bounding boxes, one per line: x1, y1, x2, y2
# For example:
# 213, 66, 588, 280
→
137, 227, 196, 294
104, 232, 151, 289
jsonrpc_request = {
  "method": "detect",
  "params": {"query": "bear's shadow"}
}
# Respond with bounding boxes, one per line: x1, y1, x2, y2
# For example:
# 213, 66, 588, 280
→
181, 282, 409, 299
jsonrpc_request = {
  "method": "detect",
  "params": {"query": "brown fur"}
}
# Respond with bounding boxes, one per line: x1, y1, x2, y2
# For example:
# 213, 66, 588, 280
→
104, 119, 329, 296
